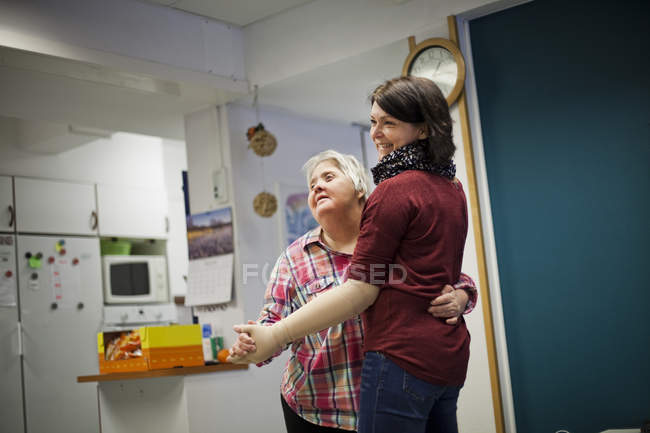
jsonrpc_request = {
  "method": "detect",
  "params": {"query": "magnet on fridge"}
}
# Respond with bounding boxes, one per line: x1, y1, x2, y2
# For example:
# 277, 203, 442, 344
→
55, 242, 63, 253
28, 256, 42, 269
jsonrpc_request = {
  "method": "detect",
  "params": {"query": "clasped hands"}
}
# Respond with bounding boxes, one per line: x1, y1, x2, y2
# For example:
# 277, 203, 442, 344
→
227, 284, 467, 364
227, 320, 288, 364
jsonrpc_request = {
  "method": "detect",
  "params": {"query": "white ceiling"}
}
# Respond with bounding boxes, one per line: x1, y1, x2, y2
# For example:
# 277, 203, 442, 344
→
0, 0, 425, 147
0, 46, 242, 141
140, 0, 316, 26
142, 0, 427, 126
0, 0, 328, 146
0, 42, 400, 144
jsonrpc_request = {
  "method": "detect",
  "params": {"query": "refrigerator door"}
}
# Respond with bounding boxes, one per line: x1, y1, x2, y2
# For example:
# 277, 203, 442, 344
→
18, 235, 102, 433
0, 234, 25, 433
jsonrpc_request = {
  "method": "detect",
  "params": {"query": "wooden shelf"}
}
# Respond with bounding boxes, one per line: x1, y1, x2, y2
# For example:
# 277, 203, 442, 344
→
77, 363, 248, 383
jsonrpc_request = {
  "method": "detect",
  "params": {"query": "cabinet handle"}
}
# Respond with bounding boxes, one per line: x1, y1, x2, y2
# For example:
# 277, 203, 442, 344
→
8, 205, 14, 227
91, 211, 98, 230
17, 322, 23, 357
165, 216, 170, 233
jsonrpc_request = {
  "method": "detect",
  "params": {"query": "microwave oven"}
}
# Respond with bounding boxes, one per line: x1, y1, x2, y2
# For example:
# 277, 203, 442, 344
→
102, 255, 169, 304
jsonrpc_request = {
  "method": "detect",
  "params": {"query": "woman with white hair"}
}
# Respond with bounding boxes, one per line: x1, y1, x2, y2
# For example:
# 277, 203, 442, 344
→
228, 150, 477, 433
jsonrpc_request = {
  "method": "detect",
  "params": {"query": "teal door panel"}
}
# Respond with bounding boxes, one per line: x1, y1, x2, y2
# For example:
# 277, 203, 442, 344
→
470, 1, 649, 432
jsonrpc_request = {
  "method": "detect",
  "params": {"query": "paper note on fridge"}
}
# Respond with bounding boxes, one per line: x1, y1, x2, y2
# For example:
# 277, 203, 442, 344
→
0, 278, 16, 306
50, 258, 81, 310
0, 251, 16, 306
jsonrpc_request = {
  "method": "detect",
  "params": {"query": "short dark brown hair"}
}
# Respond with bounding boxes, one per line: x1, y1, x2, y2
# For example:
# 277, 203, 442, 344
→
370, 76, 455, 165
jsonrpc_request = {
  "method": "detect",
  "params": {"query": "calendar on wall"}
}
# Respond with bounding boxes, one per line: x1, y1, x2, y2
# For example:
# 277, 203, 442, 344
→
185, 207, 234, 306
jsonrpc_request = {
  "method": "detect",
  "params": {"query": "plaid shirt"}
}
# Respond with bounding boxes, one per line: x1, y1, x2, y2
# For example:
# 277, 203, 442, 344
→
257, 227, 477, 431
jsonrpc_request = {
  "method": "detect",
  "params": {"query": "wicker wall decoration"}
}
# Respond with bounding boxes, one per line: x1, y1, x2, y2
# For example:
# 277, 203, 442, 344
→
252, 191, 278, 218
248, 124, 277, 157
248, 85, 278, 217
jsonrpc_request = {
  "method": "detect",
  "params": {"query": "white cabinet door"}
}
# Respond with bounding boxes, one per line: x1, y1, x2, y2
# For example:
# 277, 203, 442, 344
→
96, 184, 168, 238
0, 176, 15, 232
14, 177, 97, 235
17, 235, 102, 433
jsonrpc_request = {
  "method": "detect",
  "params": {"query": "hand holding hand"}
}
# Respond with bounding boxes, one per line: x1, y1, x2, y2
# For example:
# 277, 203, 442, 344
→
226, 321, 288, 364
227, 320, 256, 360
428, 285, 469, 325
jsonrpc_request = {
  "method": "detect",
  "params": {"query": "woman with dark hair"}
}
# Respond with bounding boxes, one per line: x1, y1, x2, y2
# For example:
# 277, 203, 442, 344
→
230, 76, 470, 433
370, 76, 456, 165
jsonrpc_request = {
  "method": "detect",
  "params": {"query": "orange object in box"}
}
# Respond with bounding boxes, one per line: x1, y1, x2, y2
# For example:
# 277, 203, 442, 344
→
97, 324, 203, 374
98, 330, 148, 374
141, 324, 204, 370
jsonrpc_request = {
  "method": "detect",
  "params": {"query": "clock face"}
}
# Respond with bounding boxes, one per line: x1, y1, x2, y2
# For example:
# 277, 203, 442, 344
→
408, 46, 458, 98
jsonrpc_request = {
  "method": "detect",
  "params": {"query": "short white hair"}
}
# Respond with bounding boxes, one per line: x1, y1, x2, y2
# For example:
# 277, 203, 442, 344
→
302, 150, 371, 200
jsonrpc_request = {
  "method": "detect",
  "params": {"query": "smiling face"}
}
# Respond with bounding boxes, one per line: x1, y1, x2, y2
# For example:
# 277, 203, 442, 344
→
370, 102, 427, 161
308, 160, 362, 222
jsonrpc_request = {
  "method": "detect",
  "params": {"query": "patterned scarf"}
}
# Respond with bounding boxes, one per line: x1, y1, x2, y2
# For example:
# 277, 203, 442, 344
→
371, 141, 456, 185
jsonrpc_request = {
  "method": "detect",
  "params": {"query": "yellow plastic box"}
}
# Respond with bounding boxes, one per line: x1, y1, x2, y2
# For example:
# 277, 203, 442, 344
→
141, 324, 204, 370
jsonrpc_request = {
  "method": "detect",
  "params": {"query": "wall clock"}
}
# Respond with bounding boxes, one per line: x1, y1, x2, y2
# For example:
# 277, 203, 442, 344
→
402, 36, 466, 106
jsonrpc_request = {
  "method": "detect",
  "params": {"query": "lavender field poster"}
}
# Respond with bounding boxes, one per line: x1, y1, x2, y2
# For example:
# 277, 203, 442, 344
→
185, 206, 234, 306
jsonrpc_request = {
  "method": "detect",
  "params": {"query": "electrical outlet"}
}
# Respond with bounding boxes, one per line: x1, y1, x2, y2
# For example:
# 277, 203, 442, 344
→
212, 167, 228, 203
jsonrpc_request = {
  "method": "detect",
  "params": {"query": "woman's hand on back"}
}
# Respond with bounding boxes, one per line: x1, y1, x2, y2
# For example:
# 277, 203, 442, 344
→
428, 285, 469, 325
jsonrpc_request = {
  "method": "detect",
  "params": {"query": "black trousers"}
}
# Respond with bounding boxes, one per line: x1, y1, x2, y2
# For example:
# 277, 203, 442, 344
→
281, 394, 354, 433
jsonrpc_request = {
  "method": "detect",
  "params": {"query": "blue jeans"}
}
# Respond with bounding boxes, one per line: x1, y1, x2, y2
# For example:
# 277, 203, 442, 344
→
358, 351, 462, 433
